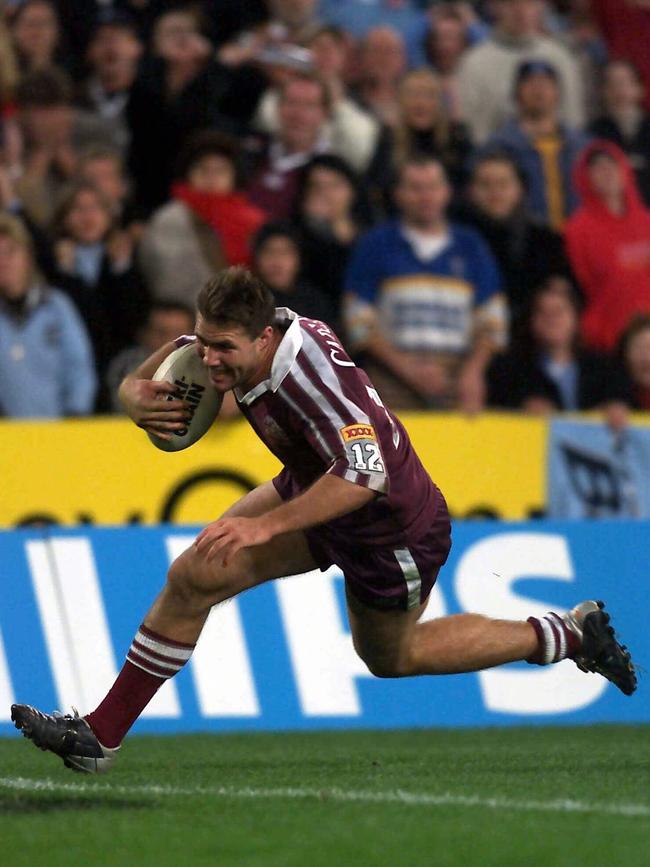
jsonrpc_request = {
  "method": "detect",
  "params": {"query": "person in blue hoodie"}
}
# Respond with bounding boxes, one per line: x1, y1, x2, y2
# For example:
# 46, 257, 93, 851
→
484, 59, 589, 231
0, 212, 97, 417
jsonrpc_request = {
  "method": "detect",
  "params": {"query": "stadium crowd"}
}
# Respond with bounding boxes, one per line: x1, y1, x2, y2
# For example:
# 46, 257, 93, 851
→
2, 0, 650, 421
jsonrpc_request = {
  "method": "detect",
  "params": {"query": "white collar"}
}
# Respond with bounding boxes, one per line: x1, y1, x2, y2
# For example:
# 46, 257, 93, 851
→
235, 307, 303, 405
269, 134, 330, 174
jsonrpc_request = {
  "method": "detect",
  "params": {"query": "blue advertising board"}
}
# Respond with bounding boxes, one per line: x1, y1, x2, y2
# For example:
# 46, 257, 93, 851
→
0, 521, 647, 736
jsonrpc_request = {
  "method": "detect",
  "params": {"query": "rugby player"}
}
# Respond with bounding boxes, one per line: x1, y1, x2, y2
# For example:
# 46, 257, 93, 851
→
11, 267, 636, 773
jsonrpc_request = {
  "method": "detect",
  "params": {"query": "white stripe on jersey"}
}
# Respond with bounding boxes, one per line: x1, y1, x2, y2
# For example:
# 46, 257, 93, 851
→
300, 329, 371, 426
290, 361, 348, 434
277, 383, 336, 462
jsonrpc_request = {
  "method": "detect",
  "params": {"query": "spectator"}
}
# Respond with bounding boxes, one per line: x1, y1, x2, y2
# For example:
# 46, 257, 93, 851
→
246, 72, 331, 219
9, 0, 64, 74
0, 159, 57, 282
424, 3, 473, 121
268, 0, 321, 43
389, 68, 471, 193
15, 68, 115, 227
295, 154, 367, 327
354, 27, 407, 128
319, 0, 428, 62
127, 6, 263, 216
0, 17, 21, 171
105, 300, 194, 413
0, 17, 19, 112
254, 26, 382, 175
565, 141, 650, 352
344, 155, 507, 412
79, 9, 144, 155
77, 145, 140, 236
590, 61, 650, 206
253, 222, 335, 324
51, 179, 149, 393
487, 276, 630, 419
591, 0, 650, 113
456, 151, 572, 323
618, 314, 650, 411
0, 212, 96, 417
554, 0, 607, 121
486, 60, 588, 230
140, 131, 264, 305
458, 0, 585, 144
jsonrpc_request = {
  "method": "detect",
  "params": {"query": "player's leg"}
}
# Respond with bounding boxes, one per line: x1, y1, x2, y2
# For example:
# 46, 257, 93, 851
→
347, 590, 636, 694
12, 481, 318, 771
144, 480, 312, 644
346, 591, 538, 677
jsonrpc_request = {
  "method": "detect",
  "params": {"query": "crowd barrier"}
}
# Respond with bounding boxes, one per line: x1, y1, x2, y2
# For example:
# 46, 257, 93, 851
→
0, 520, 647, 736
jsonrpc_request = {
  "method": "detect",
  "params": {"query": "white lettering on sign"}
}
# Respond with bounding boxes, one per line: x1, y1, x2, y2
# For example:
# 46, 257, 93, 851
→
455, 533, 607, 714
0, 629, 15, 720
166, 536, 260, 718
25, 538, 179, 718
276, 567, 371, 715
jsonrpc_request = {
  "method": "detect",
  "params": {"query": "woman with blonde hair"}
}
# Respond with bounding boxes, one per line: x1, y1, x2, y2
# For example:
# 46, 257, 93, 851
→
390, 68, 471, 191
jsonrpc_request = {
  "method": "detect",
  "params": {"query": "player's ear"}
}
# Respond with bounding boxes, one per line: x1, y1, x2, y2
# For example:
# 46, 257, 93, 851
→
256, 325, 275, 349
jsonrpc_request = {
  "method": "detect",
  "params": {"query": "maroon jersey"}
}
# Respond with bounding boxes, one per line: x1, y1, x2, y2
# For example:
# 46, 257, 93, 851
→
234, 308, 440, 548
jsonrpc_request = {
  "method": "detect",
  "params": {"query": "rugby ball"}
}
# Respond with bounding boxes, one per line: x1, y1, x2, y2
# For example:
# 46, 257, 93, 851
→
147, 342, 222, 452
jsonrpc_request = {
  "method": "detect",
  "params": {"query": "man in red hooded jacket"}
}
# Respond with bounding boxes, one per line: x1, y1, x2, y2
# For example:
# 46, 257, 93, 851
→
564, 140, 650, 351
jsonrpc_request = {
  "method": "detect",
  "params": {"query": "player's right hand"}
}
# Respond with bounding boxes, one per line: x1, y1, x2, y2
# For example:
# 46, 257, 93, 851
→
118, 377, 191, 442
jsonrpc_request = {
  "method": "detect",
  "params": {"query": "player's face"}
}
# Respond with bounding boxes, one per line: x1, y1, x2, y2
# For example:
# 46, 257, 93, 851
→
194, 314, 274, 393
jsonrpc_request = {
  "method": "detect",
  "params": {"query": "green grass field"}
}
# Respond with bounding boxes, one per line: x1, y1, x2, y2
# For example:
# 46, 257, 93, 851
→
1, 726, 649, 867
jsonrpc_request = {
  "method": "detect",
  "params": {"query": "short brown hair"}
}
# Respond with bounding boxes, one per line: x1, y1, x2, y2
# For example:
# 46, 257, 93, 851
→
196, 266, 276, 339
279, 71, 332, 114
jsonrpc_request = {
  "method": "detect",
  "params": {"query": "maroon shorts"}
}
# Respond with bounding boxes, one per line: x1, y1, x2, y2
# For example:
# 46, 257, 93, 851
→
273, 474, 452, 611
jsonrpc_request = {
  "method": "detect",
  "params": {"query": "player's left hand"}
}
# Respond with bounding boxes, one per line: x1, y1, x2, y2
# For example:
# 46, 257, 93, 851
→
194, 516, 273, 567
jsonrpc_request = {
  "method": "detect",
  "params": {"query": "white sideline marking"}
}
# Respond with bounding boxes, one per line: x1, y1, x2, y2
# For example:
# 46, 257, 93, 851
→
1, 777, 649, 819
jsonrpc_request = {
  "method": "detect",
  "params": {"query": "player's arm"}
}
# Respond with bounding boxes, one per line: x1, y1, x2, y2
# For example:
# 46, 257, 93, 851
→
195, 473, 375, 565
118, 339, 191, 441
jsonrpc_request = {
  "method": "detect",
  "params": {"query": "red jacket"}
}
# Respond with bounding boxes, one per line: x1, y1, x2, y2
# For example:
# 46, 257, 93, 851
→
564, 140, 650, 351
172, 183, 266, 266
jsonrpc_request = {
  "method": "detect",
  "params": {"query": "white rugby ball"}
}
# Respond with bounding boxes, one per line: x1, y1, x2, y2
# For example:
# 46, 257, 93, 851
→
148, 342, 222, 452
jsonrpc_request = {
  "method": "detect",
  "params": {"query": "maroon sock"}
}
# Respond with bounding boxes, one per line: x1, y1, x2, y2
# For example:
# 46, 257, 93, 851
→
526, 612, 581, 666
86, 624, 195, 748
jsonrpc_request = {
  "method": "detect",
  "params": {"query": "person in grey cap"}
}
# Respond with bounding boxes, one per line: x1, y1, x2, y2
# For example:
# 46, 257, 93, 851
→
484, 59, 589, 230
458, 0, 585, 144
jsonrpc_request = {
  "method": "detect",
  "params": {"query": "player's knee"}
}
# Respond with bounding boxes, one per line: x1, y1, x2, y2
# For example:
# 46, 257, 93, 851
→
166, 550, 228, 608
359, 651, 412, 679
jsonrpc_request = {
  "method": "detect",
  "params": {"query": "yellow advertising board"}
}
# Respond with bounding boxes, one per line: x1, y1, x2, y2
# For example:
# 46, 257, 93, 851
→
1, 412, 547, 527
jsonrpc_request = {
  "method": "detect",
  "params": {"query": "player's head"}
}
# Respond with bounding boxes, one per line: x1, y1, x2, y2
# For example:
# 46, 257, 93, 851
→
195, 266, 277, 392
